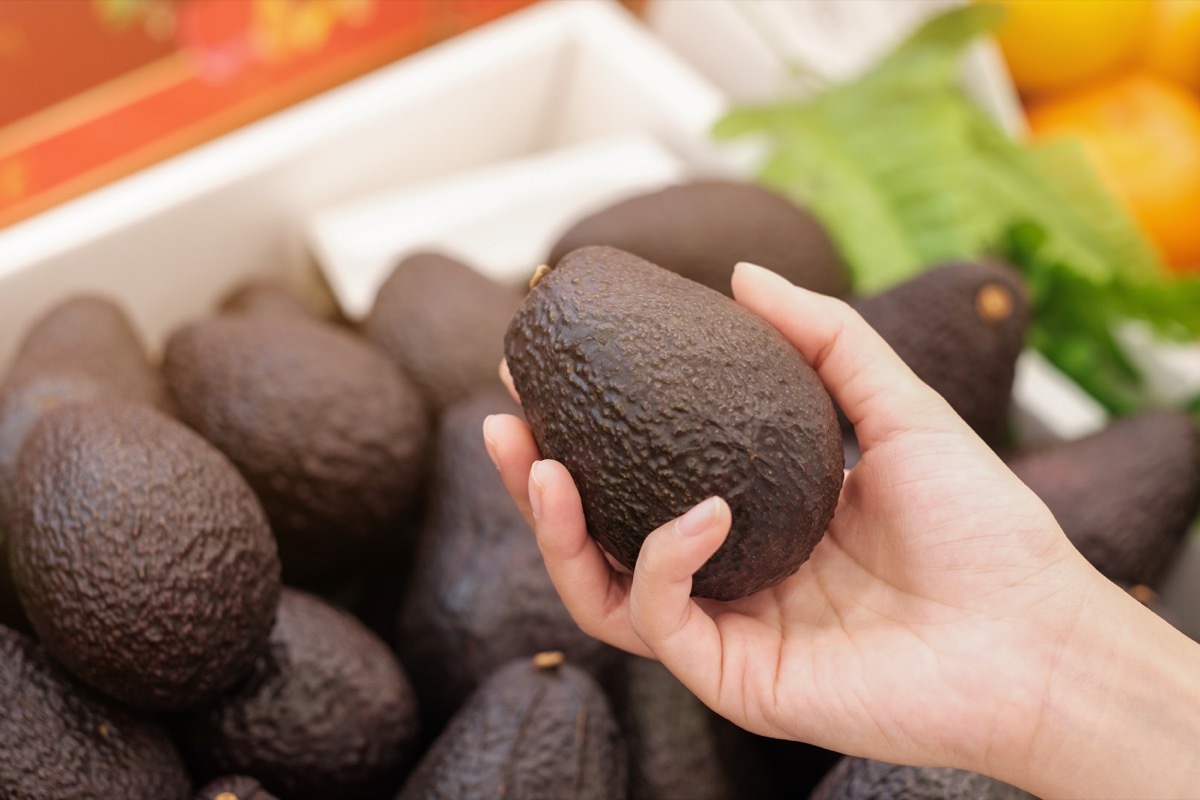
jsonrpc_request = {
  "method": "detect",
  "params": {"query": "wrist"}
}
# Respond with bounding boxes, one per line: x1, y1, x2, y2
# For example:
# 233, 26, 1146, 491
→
998, 564, 1200, 799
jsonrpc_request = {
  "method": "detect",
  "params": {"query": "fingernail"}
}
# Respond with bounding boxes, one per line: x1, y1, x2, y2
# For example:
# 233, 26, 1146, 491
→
676, 497, 721, 538
482, 416, 500, 469
529, 460, 547, 520
735, 261, 769, 277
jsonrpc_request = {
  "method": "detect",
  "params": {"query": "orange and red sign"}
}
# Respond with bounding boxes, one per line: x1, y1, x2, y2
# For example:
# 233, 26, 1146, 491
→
0, 0, 537, 229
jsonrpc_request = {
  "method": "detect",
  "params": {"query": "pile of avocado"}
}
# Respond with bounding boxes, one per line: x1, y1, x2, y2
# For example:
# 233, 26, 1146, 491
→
0, 179, 1195, 800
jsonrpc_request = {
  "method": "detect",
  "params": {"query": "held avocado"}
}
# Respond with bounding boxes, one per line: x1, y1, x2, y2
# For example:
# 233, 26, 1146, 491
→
504, 246, 844, 601
163, 315, 429, 583
0, 624, 191, 800
395, 652, 627, 800
362, 252, 523, 410
850, 261, 1029, 446
547, 180, 850, 298
186, 589, 420, 800
398, 391, 618, 726
810, 757, 1033, 800
1003, 410, 1200, 587
10, 403, 281, 711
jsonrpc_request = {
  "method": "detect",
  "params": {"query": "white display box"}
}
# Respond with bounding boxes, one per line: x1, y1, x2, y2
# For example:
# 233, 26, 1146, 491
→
0, 0, 727, 370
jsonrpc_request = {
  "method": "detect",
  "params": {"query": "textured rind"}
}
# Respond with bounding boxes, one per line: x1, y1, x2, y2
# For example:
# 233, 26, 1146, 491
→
0, 296, 168, 537
187, 589, 421, 800
505, 246, 845, 600
395, 657, 627, 800
547, 181, 850, 299
851, 261, 1029, 446
163, 316, 429, 582
398, 391, 619, 725
810, 757, 1034, 800
0, 625, 191, 800
608, 656, 776, 800
1004, 410, 1200, 586
194, 776, 280, 800
362, 252, 523, 411
11, 403, 281, 711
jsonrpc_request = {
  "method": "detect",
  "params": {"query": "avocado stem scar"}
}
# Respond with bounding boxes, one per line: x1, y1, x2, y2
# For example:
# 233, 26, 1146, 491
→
532, 651, 565, 670
529, 264, 552, 290
975, 283, 1014, 322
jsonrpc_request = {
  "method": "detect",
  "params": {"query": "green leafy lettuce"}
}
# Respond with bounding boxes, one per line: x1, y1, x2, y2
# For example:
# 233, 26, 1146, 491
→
714, 4, 1200, 416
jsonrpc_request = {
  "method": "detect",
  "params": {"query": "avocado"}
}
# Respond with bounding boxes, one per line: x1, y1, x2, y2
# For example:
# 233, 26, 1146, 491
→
10, 402, 281, 711
546, 180, 850, 298
850, 261, 1029, 446
0, 624, 191, 800
395, 652, 626, 800
219, 281, 324, 322
195, 776, 279, 800
607, 656, 777, 800
163, 315, 429, 583
504, 246, 845, 601
810, 757, 1033, 800
0, 296, 169, 628
1003, 410, 1200, 586
362, 252, 523, 411
398, 390, 619, 726
185, 588, 420, 800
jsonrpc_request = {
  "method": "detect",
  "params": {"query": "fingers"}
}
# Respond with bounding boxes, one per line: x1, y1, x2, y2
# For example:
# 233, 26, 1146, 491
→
483, 413, 540, 527
526, 460, 652, 657
731, 262, 967, 449
628, 497, 730, 702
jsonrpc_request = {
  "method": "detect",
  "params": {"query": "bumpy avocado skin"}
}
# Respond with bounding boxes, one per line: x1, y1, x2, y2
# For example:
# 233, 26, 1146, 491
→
398, 391, 619, 726
363, 252, 523, 411
607, 656, 778, 800
186, 589, 420, 800
163, 316, 429, 583
810, 758, 1033, 800
10, 403, 281, 712
0, 297, 169, 628
505, 246, 844, 601
850, 261, 1029, 446
195, 776, 279, 800
547, 181, 850, 298
1004, 410, 1200, 587
0, 625, 191, 800
395, 656, 627, 800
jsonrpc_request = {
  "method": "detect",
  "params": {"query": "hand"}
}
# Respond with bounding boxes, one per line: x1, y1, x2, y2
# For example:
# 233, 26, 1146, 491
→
484, 263, 1200, 799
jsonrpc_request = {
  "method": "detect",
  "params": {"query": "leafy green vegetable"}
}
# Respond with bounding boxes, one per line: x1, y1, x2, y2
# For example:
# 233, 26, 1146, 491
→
714, 4, 1200, 417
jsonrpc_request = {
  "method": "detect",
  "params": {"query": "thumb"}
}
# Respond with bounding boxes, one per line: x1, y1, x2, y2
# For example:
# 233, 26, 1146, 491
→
732, 262, 968, 450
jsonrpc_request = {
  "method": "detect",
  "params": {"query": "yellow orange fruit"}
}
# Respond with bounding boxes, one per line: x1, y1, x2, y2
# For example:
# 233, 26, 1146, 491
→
985, 0, 1153, 97
1027, 74, 1200, 273
1144, 0, 1200, 91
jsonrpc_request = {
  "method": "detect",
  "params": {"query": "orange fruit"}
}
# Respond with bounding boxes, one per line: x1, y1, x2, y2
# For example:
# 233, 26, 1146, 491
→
1144, 0, 1200, 91
984, 0, 1153, 97
1027, 74, 1200, 273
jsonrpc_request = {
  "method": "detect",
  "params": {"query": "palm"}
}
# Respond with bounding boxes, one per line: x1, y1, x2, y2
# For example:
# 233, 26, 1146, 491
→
695, 429, 1083, 766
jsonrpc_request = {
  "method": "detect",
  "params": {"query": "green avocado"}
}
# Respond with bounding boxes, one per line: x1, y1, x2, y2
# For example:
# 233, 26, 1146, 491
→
810, 757, 1033, 800
363, 252, 523, 411
163, 315, 430, 583
504, 246, 845, 601
10, 403, 281, 711
850, 261, 1029, 446
186, 588, 420, 800
546, 180, 850, 298
395, 652, 627, 800
194, 776, 279, 800
0, 296, 169, 630
1004, 410, 1200, 587
398, 390, 619, 726
0, 624, 191, 800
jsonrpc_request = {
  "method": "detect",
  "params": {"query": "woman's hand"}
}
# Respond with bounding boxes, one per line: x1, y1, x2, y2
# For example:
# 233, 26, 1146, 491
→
484, 262, 1200, 799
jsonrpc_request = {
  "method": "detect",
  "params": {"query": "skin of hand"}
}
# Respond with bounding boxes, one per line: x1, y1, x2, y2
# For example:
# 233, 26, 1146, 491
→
483, 262, 1200, 799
